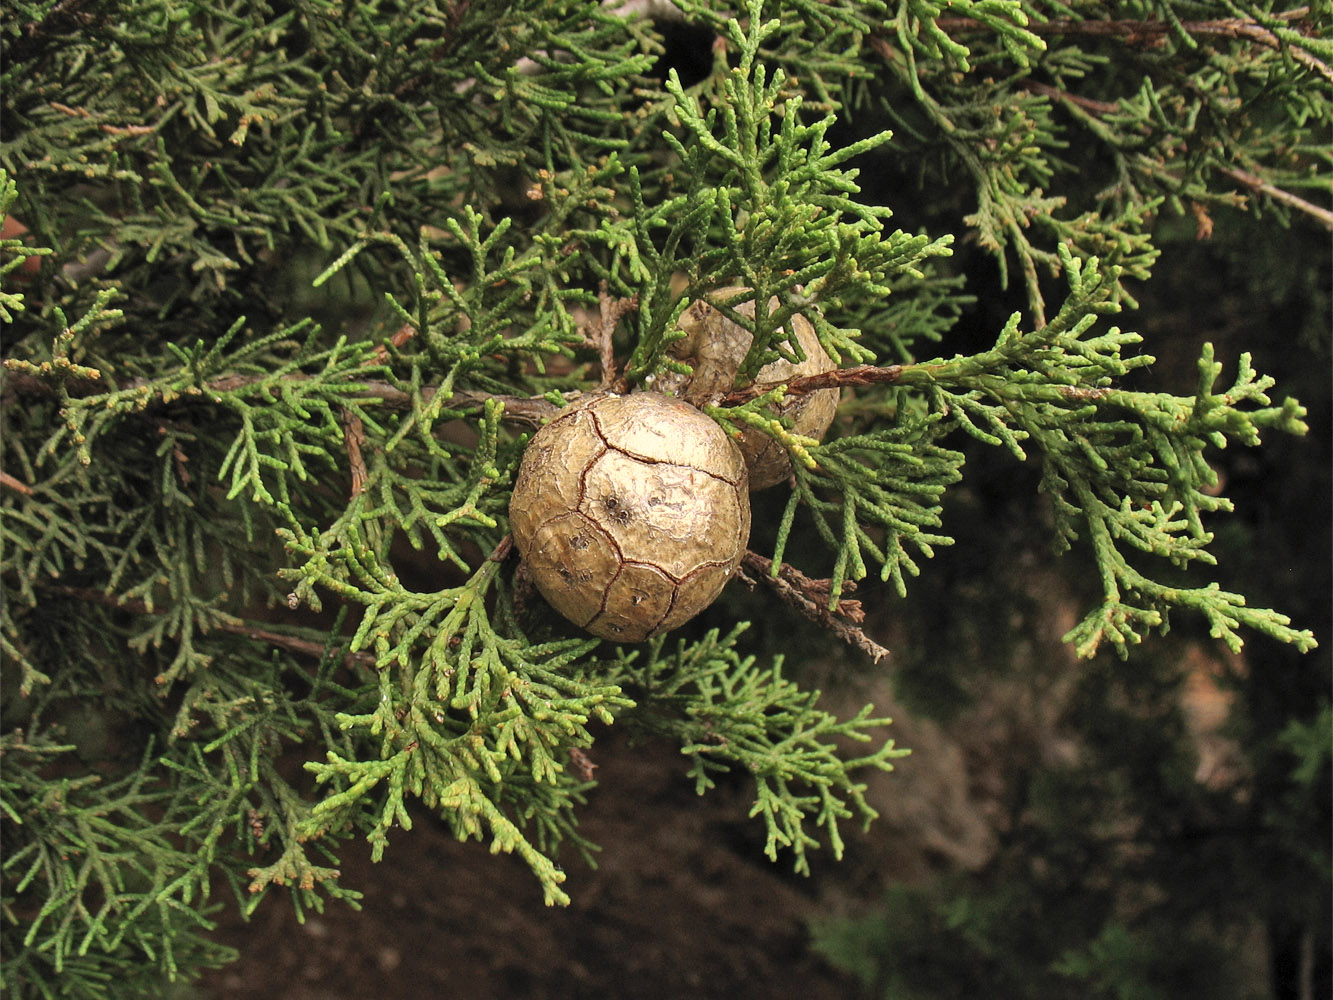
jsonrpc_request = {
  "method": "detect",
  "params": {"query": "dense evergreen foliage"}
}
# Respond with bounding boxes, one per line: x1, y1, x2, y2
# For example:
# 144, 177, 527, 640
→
1, 1, 1326, 995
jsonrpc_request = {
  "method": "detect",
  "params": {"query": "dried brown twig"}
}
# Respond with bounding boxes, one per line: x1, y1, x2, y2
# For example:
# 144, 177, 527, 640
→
722, 363, 906, 405
738, 551, 890, 664
0, 470, 34, 495
342, 323, 418, 499
340, 407, 369, 498
588, 283, 638, 390
1217, 166, 1333, 232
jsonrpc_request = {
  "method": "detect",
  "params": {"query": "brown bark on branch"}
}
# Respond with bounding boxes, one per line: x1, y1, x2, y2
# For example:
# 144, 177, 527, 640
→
1217, 166, 1333, 233
0, 470, 34, 495
738, 551, 890, 665
590, 283, 638, 391
722, 363, 906, 406
1020, 80, 1122, 116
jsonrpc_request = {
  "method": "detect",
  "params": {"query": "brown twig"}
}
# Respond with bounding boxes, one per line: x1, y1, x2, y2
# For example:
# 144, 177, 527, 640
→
100, 124, 155, 137
341, 408, 368, 498
370, 322, 418, 364
722, 363, 905, 406
1217, 166, 1333, 232
738, 551, 890, 665
567, 746, 598, 782
1, 369, 105, 399
4, 360, 903, 424
486, 533, 513, 562
170, 442, 192, 488
355, 384, 565, 426
589, 283, 638, 390
1190, 201, 1215, 241
1021, 80, 1122, 116
340, 324, 418, 499
0, 470, 35, 495
39, 584, 376, 670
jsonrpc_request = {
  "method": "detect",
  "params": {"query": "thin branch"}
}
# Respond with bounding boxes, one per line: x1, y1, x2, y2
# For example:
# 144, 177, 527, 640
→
588, 283, 637, 390
1018, 81, 1333, 233
486, 533, 513, 563
159, 425, 193, 487
567, 747, 598, 782
370, 322, 418, 363
5, 360, 909, 427
722, 363, 905, 405
0, 470, 34, 495
340, 408, 368, 499
0, 370, 568, 427
1022, 80, 1122, 116
37, 584, 376, 669
738, 551, 890, 664
1217, 166, 1333, 232
345, 382, 567, 425
342, 323, 419, 498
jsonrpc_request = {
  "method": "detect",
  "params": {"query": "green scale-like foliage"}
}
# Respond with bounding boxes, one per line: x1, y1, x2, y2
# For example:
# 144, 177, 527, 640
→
1, 0, 1325, 994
